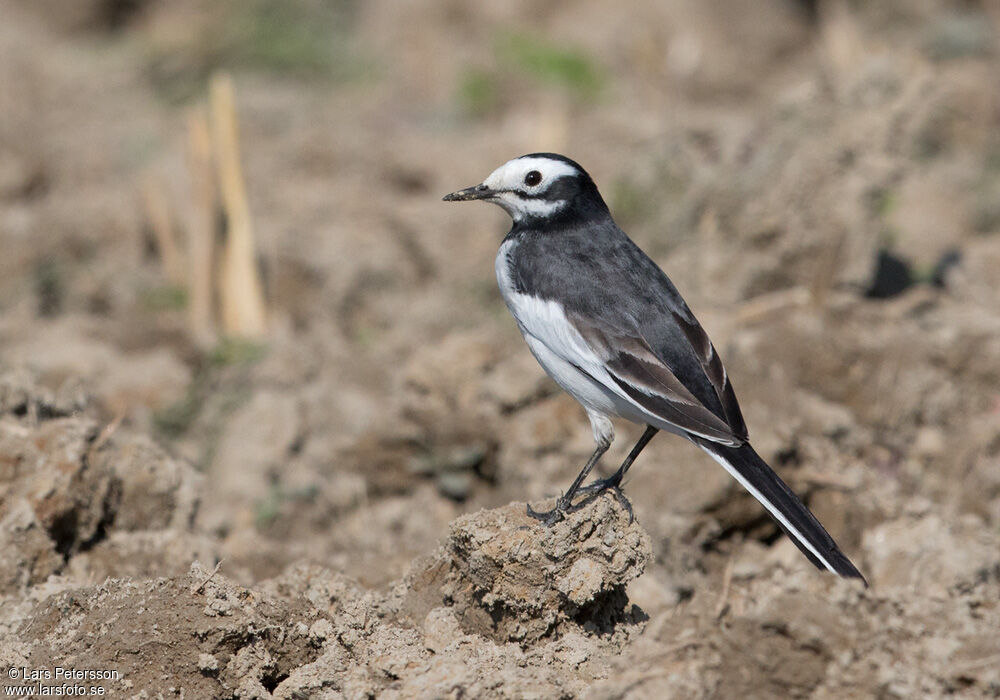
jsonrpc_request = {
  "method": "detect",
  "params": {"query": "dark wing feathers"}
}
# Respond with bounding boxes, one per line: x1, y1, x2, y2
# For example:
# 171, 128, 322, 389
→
504, 214, 866, 580
696, 439, 867, 582
569, 312, 742, 444
668, 311, 748, 441
507, 219, 748, 446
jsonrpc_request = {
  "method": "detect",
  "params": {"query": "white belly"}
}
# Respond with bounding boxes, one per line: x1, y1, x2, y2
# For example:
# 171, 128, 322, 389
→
521, 332, 622, 417
493, 239, 714, 446
494, 240, 648, 428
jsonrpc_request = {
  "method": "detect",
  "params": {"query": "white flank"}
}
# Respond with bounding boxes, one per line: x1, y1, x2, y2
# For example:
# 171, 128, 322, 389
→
495, 240, 731, 444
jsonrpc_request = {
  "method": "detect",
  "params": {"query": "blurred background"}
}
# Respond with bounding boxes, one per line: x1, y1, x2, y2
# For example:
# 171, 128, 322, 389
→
2, 0, 1000, 696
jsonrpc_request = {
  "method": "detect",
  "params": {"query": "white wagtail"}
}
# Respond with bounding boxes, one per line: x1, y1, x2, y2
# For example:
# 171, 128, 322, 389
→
443, 153, 865, 582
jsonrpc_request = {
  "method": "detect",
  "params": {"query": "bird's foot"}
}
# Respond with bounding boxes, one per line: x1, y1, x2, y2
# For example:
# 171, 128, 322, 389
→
576, 472, 623, 494
572, 476, 635, 523
526, 496, 571, 526
527, 481, 635, 525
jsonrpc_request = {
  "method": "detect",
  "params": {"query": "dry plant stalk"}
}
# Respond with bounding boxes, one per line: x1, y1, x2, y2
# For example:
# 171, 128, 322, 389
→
810, 229, 847, 308
186, 106, 217, 346
141, 175, 185, 286
733, 286, 811, 324
818, 0, 865, 94
209, 72, 267, 339
141, 73, 268, 343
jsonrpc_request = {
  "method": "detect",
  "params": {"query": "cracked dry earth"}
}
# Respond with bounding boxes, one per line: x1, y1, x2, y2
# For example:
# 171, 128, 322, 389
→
4, 0, 1000, 698
0, 374, 653, 697
2, 368, 1000, 698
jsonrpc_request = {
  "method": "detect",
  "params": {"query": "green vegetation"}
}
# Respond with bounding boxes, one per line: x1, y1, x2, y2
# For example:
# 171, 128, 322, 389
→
458, 69, 501, 118
455, 31, 604, 118
605, 152, 695, 248
497, 32, 604, 97
973, 144, 1000, 235
923, 11, 995, 62
145, 0, 365, 103
33, 258, 65, 318
608, 178, 650, 230
972, 193, 1000, 235
208, 337, 268, 367
152, 388, 201, 439
221, 0, 350, 75
153, 337, 267, 441
254, 482, 319, 529
865, 186, 899, 219
140, 284, 188, 311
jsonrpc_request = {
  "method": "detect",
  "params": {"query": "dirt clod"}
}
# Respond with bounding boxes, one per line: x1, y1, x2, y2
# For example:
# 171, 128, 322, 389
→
4, 1, 1000, 696
394, 497, 650, 645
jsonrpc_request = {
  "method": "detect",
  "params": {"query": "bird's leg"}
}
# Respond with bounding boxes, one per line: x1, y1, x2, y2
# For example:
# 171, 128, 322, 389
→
527, 438, 610, 525
574, 426, 659, 521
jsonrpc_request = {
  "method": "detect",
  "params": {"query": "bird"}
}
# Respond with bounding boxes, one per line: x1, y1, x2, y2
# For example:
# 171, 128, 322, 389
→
443, 153, 866, 583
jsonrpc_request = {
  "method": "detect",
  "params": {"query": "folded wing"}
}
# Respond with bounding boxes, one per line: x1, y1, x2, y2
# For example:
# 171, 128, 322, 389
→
567, 309, 747, 446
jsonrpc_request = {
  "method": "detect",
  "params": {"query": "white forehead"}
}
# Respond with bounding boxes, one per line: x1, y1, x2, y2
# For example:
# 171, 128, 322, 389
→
482, 156, 579, 189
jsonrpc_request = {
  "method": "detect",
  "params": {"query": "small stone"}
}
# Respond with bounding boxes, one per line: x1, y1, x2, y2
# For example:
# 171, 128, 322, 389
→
436, 470, 474, 500
913, 426, 945, 458
558, 558, 604, 606
553, 632, 593, 668
423, 607, 463, 653
309, 618, 334, 641
197, 653, 219, 673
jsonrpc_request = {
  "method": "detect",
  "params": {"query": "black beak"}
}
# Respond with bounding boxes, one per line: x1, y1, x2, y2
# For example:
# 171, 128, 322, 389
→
442, 183, 494, 202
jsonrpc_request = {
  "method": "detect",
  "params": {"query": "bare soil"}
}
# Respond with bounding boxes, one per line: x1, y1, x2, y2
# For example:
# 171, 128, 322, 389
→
2, 1, 1000, 697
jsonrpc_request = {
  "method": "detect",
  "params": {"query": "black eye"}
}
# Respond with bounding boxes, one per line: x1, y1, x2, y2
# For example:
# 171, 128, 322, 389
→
524, 170, 542, 187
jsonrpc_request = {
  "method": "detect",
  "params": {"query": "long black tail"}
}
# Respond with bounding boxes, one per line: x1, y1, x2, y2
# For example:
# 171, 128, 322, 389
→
695, 439, 867, 585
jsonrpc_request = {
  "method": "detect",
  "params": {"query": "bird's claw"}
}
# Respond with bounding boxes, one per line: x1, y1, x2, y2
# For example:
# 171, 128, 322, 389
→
576, 473, 623, 495
527, 484, 635, 525
526, 497, 570, 526
607, 486, 635, 523
573, 477, 635, 523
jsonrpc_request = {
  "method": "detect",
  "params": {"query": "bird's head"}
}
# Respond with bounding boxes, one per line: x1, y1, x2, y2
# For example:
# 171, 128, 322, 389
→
443, 153, 607, 224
